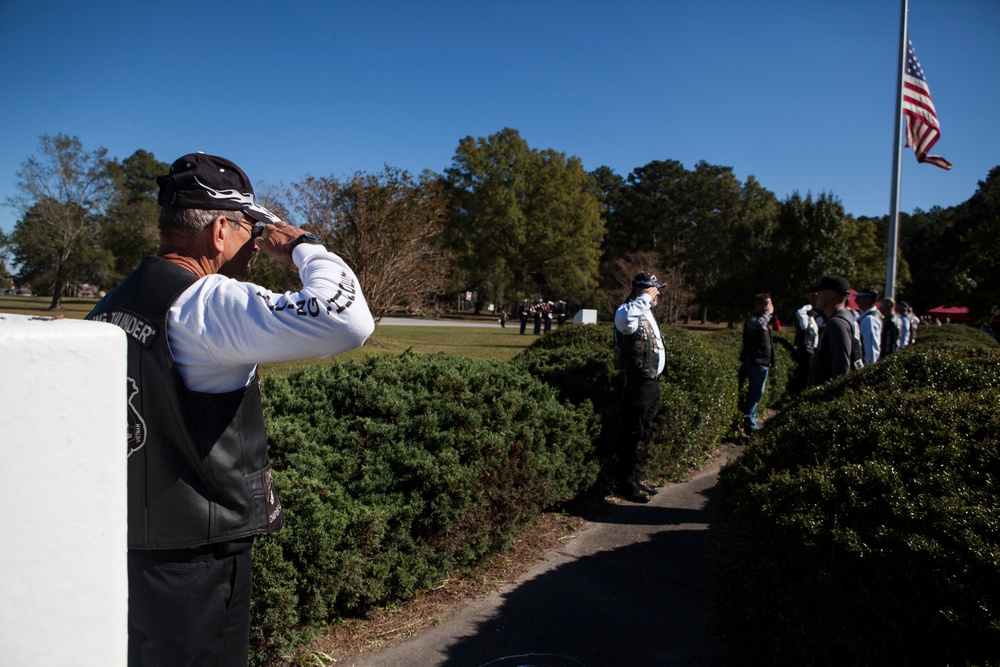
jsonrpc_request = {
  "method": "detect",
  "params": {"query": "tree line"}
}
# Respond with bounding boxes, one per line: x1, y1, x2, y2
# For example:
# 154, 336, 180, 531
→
3, 131, 998, 324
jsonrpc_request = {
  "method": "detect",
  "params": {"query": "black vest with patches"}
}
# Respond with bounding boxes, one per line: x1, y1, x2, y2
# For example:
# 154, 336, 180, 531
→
88, 256, 282, 549
614, 315, 661, 382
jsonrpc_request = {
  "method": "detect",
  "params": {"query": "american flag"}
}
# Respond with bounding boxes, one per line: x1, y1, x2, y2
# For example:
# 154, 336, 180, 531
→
902, 40, 952, 170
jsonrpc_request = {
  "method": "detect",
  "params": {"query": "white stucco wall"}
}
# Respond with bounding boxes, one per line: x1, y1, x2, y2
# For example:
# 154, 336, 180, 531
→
0, 313, 127, 667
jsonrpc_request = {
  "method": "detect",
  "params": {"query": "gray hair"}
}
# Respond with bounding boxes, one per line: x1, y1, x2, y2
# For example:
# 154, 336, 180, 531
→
158, 205, 244, 235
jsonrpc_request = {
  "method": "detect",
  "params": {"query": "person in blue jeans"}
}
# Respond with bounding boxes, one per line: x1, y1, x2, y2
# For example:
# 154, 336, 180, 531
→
739, 293, 775, 435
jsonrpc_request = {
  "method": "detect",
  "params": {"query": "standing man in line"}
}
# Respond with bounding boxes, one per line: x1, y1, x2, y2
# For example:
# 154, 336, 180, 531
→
905, 304, 920, 345
88, 153, 375, 666
855, 286, 882, 365
879, 297, 902, 357
792, 296, 820, 394
613, 272, 666, 504
738, 293, 775, 435
897, 301, 914, 347
808, 275, 863, 387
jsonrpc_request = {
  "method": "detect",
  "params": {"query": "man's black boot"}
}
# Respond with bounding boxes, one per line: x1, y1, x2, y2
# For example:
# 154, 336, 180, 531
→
637, 479, 659, 495
619, 478, 651, 504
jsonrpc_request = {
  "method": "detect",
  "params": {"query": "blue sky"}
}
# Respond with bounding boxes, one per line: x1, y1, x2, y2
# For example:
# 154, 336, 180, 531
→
1, 1, 998, 236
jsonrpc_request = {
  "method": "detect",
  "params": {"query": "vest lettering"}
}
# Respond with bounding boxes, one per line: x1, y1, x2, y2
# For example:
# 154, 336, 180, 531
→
86, 256, 282, 548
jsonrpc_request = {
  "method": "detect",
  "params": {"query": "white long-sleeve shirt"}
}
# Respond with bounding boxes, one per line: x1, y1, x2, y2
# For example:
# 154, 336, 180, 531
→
168, 244, 375, 392
795, 304, 820, 351
614, 293, 665, 377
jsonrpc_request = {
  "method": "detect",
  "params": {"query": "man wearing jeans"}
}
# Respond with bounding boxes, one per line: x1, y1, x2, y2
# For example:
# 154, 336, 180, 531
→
739, 293, 775, 435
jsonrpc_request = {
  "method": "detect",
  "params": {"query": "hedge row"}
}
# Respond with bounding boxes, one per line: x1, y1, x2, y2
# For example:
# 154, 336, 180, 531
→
250, 352, 600, 662
510, 323, 785, 483
248, 321, 796, 664
707, 325, 1000, 666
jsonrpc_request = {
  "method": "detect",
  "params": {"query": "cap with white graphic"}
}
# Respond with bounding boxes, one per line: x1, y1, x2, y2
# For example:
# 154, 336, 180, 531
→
156, 152, 280, 223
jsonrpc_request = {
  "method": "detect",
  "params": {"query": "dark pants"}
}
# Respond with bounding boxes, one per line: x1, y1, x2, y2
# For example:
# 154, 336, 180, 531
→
128, 541, 254, 667
620, 377, 660, 484
791, 350, 813, 395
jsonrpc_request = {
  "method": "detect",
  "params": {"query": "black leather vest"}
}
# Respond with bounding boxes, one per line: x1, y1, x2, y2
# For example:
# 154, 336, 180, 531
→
88, 257, 283, 548
614, 315, 661, 382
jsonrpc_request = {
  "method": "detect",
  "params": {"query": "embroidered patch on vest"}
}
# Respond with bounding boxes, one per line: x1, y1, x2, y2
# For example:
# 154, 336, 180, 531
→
90, 309, 160, 349
263, 467, 283, 532
126, 377, 147, 457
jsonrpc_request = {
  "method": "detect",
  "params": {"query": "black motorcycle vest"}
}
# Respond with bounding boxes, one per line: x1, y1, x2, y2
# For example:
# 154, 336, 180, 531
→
88, 256, 283, 548
614, 315, 661, 382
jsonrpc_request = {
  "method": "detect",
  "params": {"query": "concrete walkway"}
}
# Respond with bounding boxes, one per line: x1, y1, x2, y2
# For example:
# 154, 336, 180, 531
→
342, 445, 741, 667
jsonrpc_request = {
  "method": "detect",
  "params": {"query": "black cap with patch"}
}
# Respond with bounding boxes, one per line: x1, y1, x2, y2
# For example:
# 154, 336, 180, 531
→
156, 153, 281, 223
632, 272, 662, 288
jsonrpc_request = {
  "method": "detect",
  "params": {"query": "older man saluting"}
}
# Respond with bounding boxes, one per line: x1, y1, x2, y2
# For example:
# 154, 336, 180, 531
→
613, 272, 666, 503
88, 153, 375, 666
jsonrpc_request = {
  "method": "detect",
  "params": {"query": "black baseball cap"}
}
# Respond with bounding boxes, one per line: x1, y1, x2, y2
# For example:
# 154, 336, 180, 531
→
856, 287, 879, 300
156, 153, 280, 223
809, 275, 850, 294
633, 272, 662, 288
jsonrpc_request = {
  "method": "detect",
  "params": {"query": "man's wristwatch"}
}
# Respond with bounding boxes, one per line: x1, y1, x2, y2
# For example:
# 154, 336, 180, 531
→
289, 233, 325, 250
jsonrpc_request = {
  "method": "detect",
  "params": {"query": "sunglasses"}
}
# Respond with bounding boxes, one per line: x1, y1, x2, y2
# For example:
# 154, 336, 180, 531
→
241, 218, 267, 239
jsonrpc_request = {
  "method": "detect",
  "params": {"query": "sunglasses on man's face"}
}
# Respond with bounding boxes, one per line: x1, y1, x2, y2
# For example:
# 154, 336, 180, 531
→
241, 219, 267, 239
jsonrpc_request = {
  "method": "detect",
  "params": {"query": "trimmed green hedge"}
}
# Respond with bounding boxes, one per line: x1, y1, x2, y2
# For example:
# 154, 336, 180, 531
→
700, 326, 796, 422
250, 353, 599, 664
916, 320, 999, 349
708, 336, 1000, 666
511, 323, 740, 485
245, 321, 788, 664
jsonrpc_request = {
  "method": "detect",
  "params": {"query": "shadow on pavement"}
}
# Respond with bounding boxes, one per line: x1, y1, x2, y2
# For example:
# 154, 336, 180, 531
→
437, 493, 725, 666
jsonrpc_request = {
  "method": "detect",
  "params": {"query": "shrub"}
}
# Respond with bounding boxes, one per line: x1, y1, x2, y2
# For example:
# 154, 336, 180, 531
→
915, 321, 999, 349
654, 325, 738, 477
701, 327, 797, 424
707, 344, 1000, 666
250, 352, 599, 664
512, 323, 737, 485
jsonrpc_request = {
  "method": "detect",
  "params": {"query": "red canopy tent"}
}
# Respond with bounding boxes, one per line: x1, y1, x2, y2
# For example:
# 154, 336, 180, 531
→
926, 305, 972, 322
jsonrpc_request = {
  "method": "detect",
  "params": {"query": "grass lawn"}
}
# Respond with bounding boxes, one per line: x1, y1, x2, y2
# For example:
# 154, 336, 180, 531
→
261, 324, 538, 376
1, 295, 731, 377
0, 295, 538, 374
0, 295, 96, 319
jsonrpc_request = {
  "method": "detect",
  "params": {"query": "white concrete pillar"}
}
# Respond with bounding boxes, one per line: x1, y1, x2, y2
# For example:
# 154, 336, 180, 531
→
0, 314, 127, 667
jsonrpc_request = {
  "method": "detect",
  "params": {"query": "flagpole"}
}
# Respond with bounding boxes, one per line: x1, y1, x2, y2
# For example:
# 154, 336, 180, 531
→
885, 0, 909, 300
